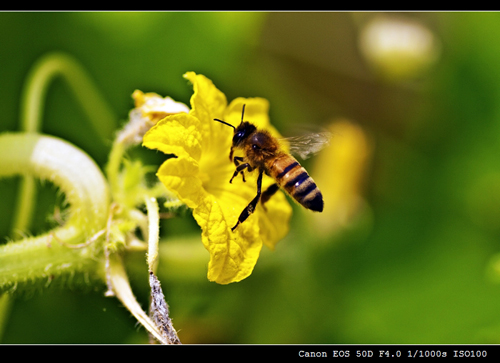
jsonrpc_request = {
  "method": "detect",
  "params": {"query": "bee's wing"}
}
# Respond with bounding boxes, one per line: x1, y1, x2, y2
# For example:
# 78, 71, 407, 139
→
281, 131, 332, 160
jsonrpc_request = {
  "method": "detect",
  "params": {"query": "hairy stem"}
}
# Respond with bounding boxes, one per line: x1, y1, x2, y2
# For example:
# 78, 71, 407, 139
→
107, 253, 168, 344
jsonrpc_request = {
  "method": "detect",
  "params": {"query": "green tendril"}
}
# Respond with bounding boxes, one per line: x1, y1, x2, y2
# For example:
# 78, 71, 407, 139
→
0, 133, 110, 291
13, 52, 116, 235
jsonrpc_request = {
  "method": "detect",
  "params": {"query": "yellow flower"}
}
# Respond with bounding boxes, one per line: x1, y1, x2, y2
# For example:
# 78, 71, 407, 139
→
117, 90, 189, 146
310, 119, 372, 238
143, 72, 292, 284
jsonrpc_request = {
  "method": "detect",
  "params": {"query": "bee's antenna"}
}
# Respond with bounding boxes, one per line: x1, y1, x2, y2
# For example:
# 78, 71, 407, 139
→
213, 118, 236, 130
213, 104, 246, 130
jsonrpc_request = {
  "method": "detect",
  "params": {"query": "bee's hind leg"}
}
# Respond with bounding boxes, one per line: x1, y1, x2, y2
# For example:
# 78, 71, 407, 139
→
260, 183, 279, 210
232, 169, 263, 231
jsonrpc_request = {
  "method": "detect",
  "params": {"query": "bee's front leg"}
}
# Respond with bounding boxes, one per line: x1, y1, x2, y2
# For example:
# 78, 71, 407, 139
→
233, 156, 244, 166
232, 169, 263, 231
230, 156, 252, 183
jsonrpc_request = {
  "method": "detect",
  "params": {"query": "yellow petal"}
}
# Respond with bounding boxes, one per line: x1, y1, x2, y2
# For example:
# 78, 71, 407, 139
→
143, 113, 202, 161
184, 72, 227, 132
184, 72, 233, 159
225, 97, 269, 126
132, 90, 189, 124
193, 194, 263, 284
155, 156, 204, 210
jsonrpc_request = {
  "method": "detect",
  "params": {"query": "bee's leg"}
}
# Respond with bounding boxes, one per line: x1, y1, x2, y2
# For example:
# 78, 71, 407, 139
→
260, 183, 280, 210
230, 158, 251, 183
229, 147, 234, 162
232, 169, 263, 231
233, 156, 244, 167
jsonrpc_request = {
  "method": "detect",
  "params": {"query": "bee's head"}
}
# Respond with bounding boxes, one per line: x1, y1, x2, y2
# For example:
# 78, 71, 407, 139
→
232, 122, 256, 146
213, 104, 255, 147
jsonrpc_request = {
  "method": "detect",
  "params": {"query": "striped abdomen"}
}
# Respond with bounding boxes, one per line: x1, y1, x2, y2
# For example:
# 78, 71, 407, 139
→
269, 154, 324, 212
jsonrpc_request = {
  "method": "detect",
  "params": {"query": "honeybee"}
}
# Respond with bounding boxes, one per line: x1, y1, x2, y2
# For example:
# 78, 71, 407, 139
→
214, 105, 330, 231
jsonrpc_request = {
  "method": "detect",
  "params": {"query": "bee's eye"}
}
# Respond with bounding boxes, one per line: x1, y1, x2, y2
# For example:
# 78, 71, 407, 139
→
233, 132, 245, 145
252, 144, 260, 150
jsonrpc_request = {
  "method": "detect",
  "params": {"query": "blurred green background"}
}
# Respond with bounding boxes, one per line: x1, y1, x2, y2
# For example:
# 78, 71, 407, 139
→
2, 11, 500, 344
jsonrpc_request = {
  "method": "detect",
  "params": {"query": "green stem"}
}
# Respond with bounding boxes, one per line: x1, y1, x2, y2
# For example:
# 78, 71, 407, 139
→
0, 133, 110, 290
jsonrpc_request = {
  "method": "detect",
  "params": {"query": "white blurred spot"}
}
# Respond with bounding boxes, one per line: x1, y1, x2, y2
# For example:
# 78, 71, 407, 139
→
359, 16, 440, 80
